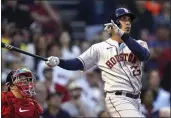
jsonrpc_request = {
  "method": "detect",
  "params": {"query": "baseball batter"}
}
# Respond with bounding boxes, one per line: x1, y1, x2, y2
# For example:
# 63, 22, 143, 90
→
46, 8, 150, 117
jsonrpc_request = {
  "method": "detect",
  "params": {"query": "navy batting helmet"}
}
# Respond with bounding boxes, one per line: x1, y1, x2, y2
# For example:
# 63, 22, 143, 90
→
111, 7, 136, 27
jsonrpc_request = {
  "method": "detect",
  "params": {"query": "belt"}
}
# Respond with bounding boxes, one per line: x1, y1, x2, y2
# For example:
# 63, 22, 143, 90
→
106, 91, 140, 99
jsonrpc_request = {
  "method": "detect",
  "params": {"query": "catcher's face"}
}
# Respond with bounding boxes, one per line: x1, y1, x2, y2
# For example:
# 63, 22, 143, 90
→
12, 68, 36, 97
119, 15, 131, 34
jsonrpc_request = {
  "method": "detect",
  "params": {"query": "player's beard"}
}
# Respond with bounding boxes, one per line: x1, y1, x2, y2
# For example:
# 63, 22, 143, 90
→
122, 26, 131, 34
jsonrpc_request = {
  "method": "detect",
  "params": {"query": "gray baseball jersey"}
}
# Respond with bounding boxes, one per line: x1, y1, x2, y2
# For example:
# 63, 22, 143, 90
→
77, 38, 149, 93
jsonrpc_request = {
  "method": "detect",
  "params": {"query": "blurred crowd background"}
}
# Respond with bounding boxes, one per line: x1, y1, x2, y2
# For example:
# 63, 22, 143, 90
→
1, 0, 170, 118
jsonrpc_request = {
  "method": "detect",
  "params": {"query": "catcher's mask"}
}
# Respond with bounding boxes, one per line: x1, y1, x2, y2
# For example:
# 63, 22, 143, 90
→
6, 68, 36, 97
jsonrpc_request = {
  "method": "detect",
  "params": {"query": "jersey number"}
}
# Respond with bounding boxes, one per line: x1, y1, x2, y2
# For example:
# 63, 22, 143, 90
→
130, 66, 141, 76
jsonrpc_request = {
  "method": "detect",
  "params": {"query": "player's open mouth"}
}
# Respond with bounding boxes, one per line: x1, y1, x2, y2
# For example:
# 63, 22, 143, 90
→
125, 27, 130, 31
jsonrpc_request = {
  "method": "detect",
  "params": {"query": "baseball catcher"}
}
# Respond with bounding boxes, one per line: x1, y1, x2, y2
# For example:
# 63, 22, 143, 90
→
2, 67, 43, 118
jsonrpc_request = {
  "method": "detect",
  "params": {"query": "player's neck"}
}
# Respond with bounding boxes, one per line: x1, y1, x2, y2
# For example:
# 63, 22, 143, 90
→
11, 90, 24, 99
111, 35, 123, 43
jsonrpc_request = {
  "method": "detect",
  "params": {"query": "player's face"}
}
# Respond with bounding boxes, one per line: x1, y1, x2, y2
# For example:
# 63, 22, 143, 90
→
13, 74, 36, 97
119, 16, 131, 34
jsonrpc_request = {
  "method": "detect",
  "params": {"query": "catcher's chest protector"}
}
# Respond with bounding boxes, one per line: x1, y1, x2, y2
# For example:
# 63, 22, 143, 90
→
2, 92, 43, 118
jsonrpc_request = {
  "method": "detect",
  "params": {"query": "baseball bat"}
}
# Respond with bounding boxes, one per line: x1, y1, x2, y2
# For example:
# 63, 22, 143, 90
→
1, 42, 48, 61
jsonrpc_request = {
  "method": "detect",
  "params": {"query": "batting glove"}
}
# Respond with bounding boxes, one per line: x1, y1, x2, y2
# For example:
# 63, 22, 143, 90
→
46, 56, 60, 67
104, 20, 124, 37
104, 23, 112, 34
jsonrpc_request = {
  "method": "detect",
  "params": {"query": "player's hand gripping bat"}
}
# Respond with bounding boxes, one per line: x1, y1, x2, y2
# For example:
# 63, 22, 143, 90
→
1, 42, 48, 61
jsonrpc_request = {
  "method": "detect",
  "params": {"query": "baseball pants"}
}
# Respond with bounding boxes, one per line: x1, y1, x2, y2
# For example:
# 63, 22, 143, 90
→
105, 92, 144, 117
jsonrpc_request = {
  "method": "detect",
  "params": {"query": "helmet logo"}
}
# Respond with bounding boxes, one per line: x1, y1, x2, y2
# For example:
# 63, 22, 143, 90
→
123, 8, 129, 13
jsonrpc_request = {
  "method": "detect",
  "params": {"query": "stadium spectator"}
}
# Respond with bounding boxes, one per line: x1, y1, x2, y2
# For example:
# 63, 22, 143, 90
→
3, 31, 26, 68
30, 0, 60, 37
37, 43, 77, 94
37, 43, 64, 81
78, 0, 105, 25
43, 67, 56, 92
10, 29, 26, 50
91, 30, 110, 44
148, 69, 170, 110
80, 40, 91, 53
139, 29, 150, 41
2, 0, 33, 29
62, 80, 95, 117
37, 42, 74, 102
131, 1, 154, 38
144, 24, 169, 72
42, 67, 70, 102
35, 35, 47, 67
140, 89, 159, 118
141, 89, 170, 118
2, 22, 17, 45
84, 67, 105, 116
144, 0, 161, 16
157, 47, 171, 78
34, 81, 48, 109
42, 92, 71, 118
161, 61, 171, 92
59, 31, 81, 59
24, 22, 43, 71
154, 1, 170, 27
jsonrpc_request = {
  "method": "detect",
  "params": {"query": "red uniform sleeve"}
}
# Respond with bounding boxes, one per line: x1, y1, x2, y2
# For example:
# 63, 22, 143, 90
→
1, 92, 10, 116
2, 92, 6, 104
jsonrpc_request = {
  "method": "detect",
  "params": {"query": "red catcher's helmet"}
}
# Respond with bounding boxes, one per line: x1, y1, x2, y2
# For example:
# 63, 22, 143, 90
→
6, 67, 36, 97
